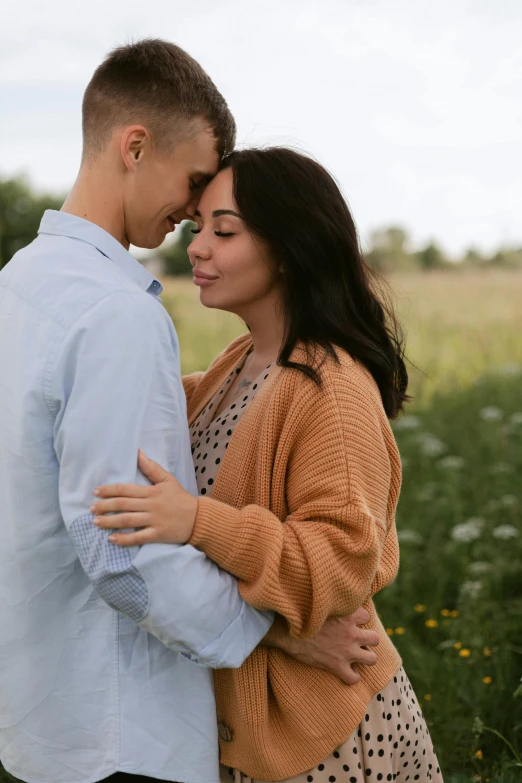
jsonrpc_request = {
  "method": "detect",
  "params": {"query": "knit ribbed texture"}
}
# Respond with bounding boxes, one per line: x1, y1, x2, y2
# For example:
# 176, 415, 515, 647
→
184, 335, 403, 781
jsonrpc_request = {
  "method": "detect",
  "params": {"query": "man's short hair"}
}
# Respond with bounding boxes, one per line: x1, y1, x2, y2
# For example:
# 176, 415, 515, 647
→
82, 38, 236, 160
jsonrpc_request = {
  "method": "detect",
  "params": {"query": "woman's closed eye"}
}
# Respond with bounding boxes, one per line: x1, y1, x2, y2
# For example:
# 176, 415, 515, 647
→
190, 228, 235, 237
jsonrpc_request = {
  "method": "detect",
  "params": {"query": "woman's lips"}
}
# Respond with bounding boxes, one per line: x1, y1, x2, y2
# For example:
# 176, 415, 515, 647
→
193, 270, 219, 287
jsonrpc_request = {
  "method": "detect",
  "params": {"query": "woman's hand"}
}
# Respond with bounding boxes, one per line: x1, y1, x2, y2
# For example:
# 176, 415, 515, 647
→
90, 450, 198, 547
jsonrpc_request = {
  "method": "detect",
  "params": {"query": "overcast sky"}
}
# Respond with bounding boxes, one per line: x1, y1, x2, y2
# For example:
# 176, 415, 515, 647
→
1, 0, 521, 256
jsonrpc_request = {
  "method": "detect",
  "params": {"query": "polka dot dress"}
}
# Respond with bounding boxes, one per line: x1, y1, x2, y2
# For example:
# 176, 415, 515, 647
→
190, 352, 274, 496
189, 354, 443, 783
219, 668, 443, 783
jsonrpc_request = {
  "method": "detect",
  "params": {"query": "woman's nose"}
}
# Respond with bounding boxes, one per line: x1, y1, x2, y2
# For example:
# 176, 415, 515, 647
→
187, 233, 211, 265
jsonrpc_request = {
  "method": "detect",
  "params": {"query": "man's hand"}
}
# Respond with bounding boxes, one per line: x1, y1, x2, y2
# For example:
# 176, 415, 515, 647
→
262, 610, 379, 685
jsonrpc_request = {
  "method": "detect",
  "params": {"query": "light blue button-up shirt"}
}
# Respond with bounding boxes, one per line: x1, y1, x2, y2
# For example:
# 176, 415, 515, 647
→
0, 211, 273, 783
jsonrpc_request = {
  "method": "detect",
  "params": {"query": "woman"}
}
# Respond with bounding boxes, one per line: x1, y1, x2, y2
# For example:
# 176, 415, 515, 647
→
91, 148, 443, 782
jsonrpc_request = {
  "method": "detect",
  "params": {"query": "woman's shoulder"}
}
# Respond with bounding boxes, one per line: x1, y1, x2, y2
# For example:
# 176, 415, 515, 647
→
273, 347, 397, 476
280, 344, 383, 412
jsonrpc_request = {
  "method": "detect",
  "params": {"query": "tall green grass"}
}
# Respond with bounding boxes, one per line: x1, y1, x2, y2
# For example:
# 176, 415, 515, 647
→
379, 374, 522, 780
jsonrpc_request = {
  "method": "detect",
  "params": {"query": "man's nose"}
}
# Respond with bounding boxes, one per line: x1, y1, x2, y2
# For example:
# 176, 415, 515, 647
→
184, 203, 196, 220
183, 191, 201, 220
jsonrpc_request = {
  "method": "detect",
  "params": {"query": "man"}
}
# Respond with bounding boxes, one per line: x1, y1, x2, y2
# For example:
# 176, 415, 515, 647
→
0, 40, 378, 783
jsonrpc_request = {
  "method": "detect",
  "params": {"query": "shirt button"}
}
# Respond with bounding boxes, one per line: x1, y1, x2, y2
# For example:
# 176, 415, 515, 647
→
218, 722, 234, 742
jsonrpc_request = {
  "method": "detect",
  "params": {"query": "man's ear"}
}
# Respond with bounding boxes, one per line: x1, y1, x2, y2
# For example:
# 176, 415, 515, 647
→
120, 125, 150, 172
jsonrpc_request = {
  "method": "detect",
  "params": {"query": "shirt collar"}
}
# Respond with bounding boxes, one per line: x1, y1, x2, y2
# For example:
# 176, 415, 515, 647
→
38, 210, 163, 296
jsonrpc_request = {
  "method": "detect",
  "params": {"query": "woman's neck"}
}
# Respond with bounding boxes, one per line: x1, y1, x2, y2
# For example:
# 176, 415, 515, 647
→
238, 292, 285, 367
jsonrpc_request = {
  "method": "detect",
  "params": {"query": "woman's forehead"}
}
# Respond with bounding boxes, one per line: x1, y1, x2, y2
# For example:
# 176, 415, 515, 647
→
197, 168, 235, 214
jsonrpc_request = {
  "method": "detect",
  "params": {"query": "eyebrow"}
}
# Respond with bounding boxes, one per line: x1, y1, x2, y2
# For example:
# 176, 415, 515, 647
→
194, 209, 244, 219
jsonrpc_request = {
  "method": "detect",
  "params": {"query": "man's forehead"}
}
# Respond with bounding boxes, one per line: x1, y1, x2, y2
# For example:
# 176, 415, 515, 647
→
187, 130, 220, 175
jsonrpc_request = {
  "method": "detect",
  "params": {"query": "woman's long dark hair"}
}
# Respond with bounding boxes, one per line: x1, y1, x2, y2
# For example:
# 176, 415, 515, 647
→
220, 147, 409, 418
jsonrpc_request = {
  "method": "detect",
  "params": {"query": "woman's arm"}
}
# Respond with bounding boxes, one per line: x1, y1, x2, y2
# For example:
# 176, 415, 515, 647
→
91, 365, 401, 639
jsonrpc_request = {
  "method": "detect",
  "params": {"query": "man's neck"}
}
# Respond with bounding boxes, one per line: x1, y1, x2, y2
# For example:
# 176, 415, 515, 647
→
62, 160, 129, 249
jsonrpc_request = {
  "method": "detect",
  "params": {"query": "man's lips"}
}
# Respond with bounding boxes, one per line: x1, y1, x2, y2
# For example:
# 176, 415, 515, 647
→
166, 216, 176, 230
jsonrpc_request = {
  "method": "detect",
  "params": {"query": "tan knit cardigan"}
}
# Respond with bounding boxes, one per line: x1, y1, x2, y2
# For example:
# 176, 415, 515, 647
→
183, 334, 402, 781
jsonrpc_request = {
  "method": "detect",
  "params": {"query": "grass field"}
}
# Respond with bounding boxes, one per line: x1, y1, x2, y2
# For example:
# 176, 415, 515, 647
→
162, 270, 522, 402
1, 271, 520, 783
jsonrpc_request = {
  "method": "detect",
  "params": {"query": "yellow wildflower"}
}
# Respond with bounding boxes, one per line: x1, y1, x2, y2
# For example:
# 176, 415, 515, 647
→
386, 628, 394, 636
440, 609, 451, 617
395, 627, 406, 635
450, 610, 459, 618
424, 694, 431, 701
454, 642, 462, 650
482, 676, 492, 684
414, 604, 426, 612
475, 749, 483, 760
425, 619, 438, 628
483, 647, 492, 657
459, 648, 471, 658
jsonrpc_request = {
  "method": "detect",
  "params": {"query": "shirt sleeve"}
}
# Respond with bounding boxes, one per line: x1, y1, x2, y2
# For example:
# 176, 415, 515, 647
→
50, 291, 273, 668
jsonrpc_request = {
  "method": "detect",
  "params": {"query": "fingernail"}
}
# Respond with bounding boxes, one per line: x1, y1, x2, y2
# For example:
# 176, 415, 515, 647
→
108, 535, 116, 542
93, 489, 100, 496
90, 505, 96, 513
93, 517, 101, 526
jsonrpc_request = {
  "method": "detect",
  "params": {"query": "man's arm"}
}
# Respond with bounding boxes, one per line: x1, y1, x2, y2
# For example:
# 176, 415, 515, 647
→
51, 291, 272, 669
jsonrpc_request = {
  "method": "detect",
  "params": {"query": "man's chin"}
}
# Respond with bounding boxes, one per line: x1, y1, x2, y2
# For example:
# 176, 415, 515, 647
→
131, 233, 167, 251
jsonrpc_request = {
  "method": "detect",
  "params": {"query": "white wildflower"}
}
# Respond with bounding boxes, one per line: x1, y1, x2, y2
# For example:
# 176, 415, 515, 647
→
416, 433, 447, 457
398, 529, 423, 544
492, 524, 520, 540
437, 455, 465, 470
451, 517, 485, 543
510, 412, 522, 426
394, 415, 421, 431
468, 561, 493, 576
500, 494, 518, 507
460, 580, 483, 600
480, 406, 504, 422
490, 462, 513, 474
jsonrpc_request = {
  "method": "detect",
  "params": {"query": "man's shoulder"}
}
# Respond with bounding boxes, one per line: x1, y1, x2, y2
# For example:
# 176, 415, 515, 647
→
2, 233, 166, 335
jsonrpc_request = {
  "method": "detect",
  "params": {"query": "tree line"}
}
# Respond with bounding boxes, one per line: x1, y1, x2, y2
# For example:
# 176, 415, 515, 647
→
1, 175, 520, 274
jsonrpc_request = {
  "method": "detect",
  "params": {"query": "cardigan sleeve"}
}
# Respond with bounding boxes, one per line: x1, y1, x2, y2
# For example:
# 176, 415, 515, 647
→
182, 372, 205, 410
189, 366, 402, 638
